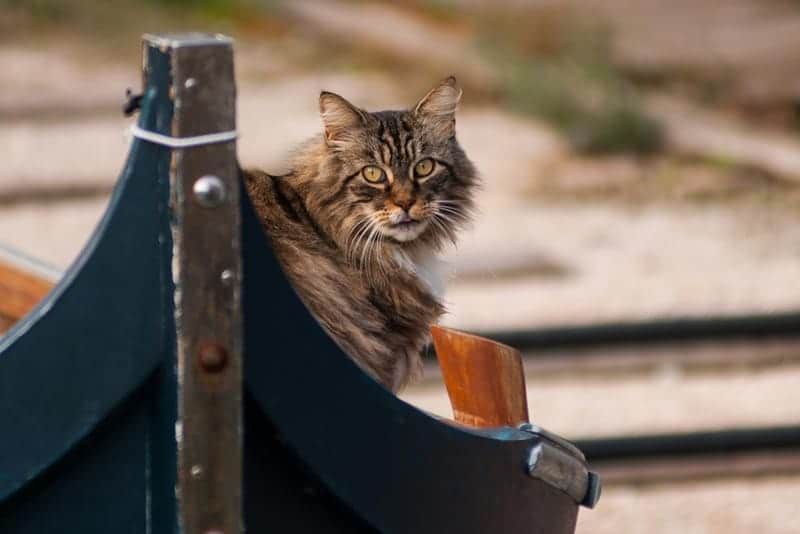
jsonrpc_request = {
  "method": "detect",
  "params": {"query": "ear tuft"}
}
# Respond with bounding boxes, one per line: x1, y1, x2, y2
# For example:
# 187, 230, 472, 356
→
319, 91, 367, 144
413, 76, 462, 138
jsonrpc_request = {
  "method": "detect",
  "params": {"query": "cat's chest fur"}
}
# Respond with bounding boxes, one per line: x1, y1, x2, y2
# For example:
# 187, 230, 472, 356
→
393, 248, 445, 301
244, 170, 444, 391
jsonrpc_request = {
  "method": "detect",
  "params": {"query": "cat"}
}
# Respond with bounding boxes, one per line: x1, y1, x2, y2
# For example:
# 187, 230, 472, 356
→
243, 76, 477, 392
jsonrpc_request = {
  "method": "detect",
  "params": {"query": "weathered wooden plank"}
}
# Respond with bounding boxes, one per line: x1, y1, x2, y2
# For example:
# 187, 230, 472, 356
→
0, 248, 56, 331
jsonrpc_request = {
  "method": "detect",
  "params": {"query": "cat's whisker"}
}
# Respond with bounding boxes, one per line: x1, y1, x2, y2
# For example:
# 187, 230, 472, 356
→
430, 201, 465, 212
429, 214, 447, 237
349, 216, 380, 265
427, 212, 444, 233
360, 224, 373, 268
433, 206, 463, 223
351, 219, 374, 258
345, 218, 370, 256
361, 223, 381, 273
431, 203, 465, 217
435, 211, 464, 224
346, 224, 367, 264
360, 227, 373, 271
430, 204, 466, 218
435, 210, 468, 230
361, 226, 382, 272
363, 224, 385, 285
432, 212, 458, 245
434, 211, 461, 228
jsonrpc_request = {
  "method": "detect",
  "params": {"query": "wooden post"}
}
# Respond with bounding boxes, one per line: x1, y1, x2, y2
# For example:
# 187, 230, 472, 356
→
155, 33, 244, 534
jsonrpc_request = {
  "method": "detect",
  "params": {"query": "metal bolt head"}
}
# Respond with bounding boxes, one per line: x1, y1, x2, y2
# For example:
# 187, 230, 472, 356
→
190, 464, 204, 479
198, 343, 228, 373
193, 175, 226, 208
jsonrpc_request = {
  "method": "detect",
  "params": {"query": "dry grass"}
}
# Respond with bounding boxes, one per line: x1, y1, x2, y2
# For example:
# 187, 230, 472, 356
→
524, 153, 800, 212
0, 0, 286, 59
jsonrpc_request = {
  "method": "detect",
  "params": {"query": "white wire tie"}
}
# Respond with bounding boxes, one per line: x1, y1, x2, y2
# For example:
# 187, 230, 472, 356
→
130, 124, 238, 148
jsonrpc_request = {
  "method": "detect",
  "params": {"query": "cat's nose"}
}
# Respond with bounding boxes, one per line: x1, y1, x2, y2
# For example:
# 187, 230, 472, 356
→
393, 197, 415, 211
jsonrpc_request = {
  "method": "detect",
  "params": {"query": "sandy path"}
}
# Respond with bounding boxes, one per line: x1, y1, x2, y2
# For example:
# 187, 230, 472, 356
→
577, 476, 800, 534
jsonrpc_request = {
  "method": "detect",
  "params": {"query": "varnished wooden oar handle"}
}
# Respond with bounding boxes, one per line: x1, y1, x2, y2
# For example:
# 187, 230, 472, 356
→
431, 324, 529, 428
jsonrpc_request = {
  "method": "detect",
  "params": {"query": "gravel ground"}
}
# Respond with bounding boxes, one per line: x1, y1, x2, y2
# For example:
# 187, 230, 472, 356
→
443, 200, 800, 330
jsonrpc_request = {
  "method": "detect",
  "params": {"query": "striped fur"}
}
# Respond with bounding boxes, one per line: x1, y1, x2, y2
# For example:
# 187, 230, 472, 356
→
244, 77, 477, 392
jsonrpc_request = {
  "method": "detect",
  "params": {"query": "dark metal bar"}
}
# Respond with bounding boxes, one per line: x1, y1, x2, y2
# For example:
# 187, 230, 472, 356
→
477, 312, 800, 351
157, 33, 243, 534
593, 449, 800, 485
575, 425, 800, 485
576, 425, 800, 461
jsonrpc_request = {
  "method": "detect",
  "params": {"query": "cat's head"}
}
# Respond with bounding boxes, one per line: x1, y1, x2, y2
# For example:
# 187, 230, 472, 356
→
307, 77, 477, 264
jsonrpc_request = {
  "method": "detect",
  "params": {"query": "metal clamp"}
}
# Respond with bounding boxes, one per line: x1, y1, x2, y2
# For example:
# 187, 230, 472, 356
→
519, 423, 602, 509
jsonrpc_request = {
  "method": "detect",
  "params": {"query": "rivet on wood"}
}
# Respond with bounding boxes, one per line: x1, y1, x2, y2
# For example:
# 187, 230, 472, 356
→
198, 343, 228, 373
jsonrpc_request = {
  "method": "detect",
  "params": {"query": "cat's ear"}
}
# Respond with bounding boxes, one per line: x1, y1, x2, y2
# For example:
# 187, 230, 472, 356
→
319, 91, 368, 146
413, 76, 462, 139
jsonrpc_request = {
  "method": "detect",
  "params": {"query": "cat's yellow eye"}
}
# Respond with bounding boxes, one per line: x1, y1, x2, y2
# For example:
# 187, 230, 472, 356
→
413, 158, 435, 178
362, 165, 385, 183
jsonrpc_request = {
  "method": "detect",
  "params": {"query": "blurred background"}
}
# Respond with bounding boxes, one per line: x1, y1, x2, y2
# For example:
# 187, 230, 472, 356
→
2, 1, 800, 532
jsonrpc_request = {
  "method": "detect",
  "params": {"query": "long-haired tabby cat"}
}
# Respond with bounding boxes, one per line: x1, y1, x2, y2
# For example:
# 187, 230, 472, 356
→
244, 77, 477, 392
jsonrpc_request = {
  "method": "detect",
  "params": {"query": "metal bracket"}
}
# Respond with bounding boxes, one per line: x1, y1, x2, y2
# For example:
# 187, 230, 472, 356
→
147, 32, 243, 533
123, 87, 143, 116
519, 423, 602, 509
